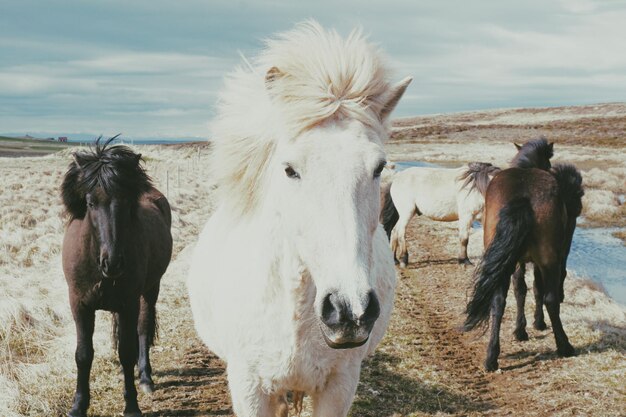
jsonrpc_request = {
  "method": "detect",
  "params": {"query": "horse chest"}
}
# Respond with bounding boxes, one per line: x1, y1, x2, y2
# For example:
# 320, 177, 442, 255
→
263, 322, 341, 393
83, 276, 139, 311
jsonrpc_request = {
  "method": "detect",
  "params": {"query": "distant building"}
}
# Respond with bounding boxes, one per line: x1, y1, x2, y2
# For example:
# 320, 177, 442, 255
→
58, 136, 68, 142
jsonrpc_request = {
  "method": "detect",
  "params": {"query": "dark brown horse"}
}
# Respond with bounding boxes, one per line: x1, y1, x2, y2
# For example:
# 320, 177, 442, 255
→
464, 139, 583, 371
61, 137, 172, 417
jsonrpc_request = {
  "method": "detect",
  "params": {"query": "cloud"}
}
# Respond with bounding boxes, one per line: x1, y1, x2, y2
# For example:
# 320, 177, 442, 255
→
1, 0, 625, 136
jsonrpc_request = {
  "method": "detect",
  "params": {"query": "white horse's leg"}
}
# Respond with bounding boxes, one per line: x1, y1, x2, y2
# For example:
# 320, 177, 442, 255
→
394, 206, 415, 268
457, 213, 474, 265
227, 363, 272, 417
390, 227, 399, 264
311, 364, 360, 417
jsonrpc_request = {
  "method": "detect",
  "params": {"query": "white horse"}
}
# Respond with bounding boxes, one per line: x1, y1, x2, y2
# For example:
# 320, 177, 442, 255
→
187, 21, 411, 417
382, 162, 500, 267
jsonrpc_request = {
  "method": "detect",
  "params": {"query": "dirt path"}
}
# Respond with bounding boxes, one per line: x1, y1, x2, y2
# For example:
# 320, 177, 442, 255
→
91, 214, 624, 417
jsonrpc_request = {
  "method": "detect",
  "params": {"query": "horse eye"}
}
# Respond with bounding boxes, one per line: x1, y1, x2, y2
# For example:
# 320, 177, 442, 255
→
373, 161, 386, 178
285, 165, 300, 179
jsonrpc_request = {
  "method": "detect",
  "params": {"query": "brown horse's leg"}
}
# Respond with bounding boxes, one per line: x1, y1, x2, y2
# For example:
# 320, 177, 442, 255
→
532, 265, 547, 330
138, 285, 160, 394
118, 301, 142, 417
512, 263, 529, 341
69, 307, 95, 417
541, 264, 576, 357
559, 259, 567, 303
485, 277, 511, 371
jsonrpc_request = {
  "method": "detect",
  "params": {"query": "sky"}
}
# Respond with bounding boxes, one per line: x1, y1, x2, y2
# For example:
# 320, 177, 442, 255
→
1, 0, 625, 139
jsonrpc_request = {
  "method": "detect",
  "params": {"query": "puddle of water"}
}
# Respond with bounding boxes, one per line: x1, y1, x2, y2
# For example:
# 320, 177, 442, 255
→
568, 227, 626, 305
393, 160, 441, 171
472, 221, 626, 304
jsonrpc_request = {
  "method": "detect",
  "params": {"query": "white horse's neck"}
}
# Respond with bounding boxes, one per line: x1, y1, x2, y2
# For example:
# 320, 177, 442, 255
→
232, 202, 317, 322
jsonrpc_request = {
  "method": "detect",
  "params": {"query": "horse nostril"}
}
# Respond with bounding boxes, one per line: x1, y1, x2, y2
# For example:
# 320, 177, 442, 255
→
321, 293, 346, 327
100, 257, 110, 273
360, 291, 380, 325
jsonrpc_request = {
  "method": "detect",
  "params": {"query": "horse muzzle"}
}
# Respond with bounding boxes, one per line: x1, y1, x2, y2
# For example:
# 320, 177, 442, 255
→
99, 253, 125, 279
319, 291, 380, 349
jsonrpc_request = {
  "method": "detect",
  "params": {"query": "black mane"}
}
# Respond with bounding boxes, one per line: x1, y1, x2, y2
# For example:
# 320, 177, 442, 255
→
510, 137, 554, 169
61, 136, 152, 219
459, 162, 501, 196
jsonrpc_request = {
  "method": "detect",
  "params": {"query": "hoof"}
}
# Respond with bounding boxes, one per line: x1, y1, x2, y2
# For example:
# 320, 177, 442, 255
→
484, 359, 499, 372
514, 329, 529, 341
68, 410, 87, 417
458, 258, 473, 266
140, 381, 155, 394
533, 321, 547, 331
399, 262, 407, 269
558, 344, 576, 358
124, 411, 143, 417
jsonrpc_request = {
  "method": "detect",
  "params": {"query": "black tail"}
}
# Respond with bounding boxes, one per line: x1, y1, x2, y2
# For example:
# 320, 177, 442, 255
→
110, 310, 159, 351
111, 312, 119, 351
380, 183, 399, 241
146, 308, 159, 347
464, 198, 533, 331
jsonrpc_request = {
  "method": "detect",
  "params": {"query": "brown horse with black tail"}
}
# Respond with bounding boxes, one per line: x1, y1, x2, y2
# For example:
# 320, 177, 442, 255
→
464, 138, 584, 371
61, 137, 172, 417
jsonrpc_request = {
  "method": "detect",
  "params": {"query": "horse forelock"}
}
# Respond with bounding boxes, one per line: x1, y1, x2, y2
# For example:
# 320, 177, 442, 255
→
261, 21, 391, 133
210, 20, 394, 216
510, 137, 553, 169
460, 162, 501, 196
61, 137, 152, 219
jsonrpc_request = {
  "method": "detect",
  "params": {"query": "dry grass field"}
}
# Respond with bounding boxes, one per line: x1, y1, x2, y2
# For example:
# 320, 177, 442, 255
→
0, 104, 624, 417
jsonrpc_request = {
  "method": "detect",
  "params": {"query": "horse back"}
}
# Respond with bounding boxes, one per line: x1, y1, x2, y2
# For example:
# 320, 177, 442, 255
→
392, 167, 460, 219
484, 168, 565, 263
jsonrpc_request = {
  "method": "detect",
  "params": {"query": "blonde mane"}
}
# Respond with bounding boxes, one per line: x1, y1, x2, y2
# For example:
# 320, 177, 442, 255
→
210, 20, 396, 215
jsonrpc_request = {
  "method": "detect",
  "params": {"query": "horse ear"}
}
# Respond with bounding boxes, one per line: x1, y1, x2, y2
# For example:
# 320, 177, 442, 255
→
265, 66, 285, 91
548, 142, 554, 152
135, 153, 142, 164
72, 153, 84, 171
514, 143, 522, 150
379, 76, 412, 121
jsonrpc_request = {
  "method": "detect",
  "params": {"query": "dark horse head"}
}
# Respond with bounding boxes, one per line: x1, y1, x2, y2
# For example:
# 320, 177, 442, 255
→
510, 137, 554, 170
61, 136, 152, 278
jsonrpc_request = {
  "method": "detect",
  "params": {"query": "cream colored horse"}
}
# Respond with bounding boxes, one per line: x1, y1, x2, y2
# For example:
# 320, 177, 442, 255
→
383, 163, 499, 267
187, 21, 411, 417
